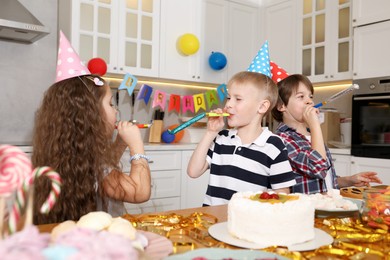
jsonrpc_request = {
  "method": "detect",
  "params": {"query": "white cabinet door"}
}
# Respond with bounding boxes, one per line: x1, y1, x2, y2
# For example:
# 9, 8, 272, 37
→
180, 151, 210, 209
352, 0, 390, 27
353, 20, 390, 79
262, 0, 298, 74
331, 154, 351, 177
227, 1, 259, 80
159, 0, 259, 84
351, 156, 390, 185
200, 0, 229, 84
297, 0, 352, 83
59, 0, 160, 77
159, 0, 202, 82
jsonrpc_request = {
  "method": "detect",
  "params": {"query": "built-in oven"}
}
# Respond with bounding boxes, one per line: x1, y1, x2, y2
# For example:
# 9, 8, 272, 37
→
351, 77, 390, 159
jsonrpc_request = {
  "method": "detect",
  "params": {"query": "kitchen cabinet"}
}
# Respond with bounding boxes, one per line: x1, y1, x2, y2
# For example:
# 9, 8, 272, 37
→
59, 0, 160, 77
351, 156, 390, 186
159, 0, 259, 84
331, 154, 351, 177
180, 150, 210, 209
261, 0, 298, 74
122, 150, 182, 214
353, 20, 390, 79
296, 0, 352, 83
352, 0, 390, 27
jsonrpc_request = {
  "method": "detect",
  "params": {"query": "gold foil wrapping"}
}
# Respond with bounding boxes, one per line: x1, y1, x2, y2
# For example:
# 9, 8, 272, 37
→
122, 213, 390, 259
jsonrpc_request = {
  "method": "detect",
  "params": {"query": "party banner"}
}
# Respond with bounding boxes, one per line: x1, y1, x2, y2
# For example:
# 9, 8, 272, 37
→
137, 84, 153, 104
168, 94, 181, 113
152, 90, 167, 110
193, 93, 206, 113
118, 73, 138, 96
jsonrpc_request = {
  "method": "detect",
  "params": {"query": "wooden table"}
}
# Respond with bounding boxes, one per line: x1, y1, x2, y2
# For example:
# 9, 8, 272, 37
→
37, 204, 389, 259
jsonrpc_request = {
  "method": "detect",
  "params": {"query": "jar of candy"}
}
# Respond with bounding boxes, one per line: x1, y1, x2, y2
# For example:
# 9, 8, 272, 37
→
361, 187, 390, 231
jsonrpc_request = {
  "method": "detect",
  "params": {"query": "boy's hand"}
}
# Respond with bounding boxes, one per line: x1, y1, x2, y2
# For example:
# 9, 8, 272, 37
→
303, 106, 320, 128
207, 109, 225, 133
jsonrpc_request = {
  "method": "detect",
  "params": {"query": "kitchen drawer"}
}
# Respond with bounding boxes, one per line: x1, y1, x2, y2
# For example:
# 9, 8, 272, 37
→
151, 170, 181, 199
124, 197, 181, 214
120, 150, 181, 172
147, 150, 181, 171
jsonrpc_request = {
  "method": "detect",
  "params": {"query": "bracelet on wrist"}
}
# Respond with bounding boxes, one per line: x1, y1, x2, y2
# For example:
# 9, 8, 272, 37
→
129, 153, 151, 163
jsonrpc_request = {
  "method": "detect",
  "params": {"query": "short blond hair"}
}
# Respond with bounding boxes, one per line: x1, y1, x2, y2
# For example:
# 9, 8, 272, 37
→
227, 71, 278, 115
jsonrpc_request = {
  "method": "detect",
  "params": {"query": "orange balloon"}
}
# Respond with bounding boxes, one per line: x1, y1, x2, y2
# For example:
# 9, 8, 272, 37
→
168, 124, 184, 143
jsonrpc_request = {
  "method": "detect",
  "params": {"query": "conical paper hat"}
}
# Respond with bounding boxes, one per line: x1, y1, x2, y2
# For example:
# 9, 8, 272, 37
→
270, 61, 289, 83
55, 31, 90, 83
247, 40, 271, 78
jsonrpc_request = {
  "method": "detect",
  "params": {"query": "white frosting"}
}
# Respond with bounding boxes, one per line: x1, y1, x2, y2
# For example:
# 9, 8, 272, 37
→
228, 191, 315, 247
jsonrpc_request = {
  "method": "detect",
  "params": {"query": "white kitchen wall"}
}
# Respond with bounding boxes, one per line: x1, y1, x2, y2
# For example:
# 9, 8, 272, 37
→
0, 0, 57, 145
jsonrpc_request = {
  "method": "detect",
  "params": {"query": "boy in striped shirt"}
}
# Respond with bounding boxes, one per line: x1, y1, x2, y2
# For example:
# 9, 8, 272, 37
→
187, 71, 296, 206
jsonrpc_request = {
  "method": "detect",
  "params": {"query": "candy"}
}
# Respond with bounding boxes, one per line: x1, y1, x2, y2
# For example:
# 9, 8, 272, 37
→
0, 145, 32, 197
8, 166, 62, 234
31, 167, 62, 214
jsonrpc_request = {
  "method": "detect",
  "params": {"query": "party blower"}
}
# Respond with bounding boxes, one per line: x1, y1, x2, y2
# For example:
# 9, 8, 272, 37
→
314, 84, 359, 108
168, 112, 230, 135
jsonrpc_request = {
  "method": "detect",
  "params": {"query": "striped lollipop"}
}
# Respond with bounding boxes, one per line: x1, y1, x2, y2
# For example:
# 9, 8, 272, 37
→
0, 145, 32, 197
8, 166, 62, 234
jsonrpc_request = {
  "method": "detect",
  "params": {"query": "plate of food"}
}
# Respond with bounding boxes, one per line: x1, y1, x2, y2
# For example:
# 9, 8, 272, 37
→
308, 190, 361, 217
164, 248, 289, 260
208, 222, 333, 252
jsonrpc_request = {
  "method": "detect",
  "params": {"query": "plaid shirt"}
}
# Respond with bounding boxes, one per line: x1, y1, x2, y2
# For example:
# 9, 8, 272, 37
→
275, 123, 339, 194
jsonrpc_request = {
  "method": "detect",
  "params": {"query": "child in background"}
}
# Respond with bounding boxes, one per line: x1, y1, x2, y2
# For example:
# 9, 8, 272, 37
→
271, 74, 382, 194
187, 71, 296, 206
32, 32, 151, 224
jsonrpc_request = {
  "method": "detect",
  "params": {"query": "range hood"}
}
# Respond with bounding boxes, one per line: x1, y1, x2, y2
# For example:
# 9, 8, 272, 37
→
0, 0, 50, 43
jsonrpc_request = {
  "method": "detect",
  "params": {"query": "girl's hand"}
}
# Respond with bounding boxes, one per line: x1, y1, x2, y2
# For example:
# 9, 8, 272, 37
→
207, 108, 225, 133
116, 121, 143, 147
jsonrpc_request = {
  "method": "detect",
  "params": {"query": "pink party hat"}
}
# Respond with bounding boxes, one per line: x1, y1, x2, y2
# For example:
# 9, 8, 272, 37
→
55, 31, 90, 83
270, 61, 289, 83
247, 40, 271, 78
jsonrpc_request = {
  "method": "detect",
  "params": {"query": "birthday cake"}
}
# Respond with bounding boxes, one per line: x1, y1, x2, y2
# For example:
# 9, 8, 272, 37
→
227, 191, 315, 247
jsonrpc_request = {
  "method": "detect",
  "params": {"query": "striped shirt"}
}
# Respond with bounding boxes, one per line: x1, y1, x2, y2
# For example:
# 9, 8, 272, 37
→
275, 123, 339, 194
203, 128, 296, 206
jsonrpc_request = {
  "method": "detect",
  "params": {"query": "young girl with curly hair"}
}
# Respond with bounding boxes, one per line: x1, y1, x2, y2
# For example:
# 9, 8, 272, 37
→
32, 75, 151, 224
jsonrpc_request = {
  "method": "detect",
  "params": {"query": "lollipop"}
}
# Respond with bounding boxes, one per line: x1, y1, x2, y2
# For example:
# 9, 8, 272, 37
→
0, 145, 32, 197
8, 166, 62, 234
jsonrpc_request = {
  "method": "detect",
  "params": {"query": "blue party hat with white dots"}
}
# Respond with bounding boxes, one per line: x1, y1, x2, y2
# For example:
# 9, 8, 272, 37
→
247, 40, 271, 77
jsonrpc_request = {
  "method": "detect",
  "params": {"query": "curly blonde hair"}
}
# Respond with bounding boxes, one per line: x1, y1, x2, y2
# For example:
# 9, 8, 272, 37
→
32, 75, 119, 224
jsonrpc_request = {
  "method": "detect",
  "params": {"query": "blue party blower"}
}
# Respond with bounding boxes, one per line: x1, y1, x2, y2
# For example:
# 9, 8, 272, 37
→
314, 84, 359, 108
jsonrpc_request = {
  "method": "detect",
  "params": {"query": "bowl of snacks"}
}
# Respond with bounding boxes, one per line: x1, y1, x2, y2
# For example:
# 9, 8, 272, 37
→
361, 186, 390, 231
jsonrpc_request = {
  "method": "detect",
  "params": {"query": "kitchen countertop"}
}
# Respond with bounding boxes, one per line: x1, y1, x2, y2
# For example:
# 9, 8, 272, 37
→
329, 148, 351, 155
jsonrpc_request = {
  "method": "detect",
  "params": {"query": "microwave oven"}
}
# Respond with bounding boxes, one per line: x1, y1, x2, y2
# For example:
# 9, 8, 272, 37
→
351, 77, 390, 159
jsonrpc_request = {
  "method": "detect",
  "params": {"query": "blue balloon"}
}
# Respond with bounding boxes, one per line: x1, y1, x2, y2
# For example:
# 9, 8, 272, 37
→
209, 52, 227, 70
161, 130, 175, 143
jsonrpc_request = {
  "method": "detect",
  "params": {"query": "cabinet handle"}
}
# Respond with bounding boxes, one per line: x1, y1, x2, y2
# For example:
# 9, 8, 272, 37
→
192, 75, 195, 78
120, 68, 123, 71
113, 66, 117, 70
197, 76, 200, 79
351, 161, 355, 164
353, 19, 356, 22
149, 160, 154, 164
330, 75, 334, 78
325, 75, 328, 79
353, 73, 357, 76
